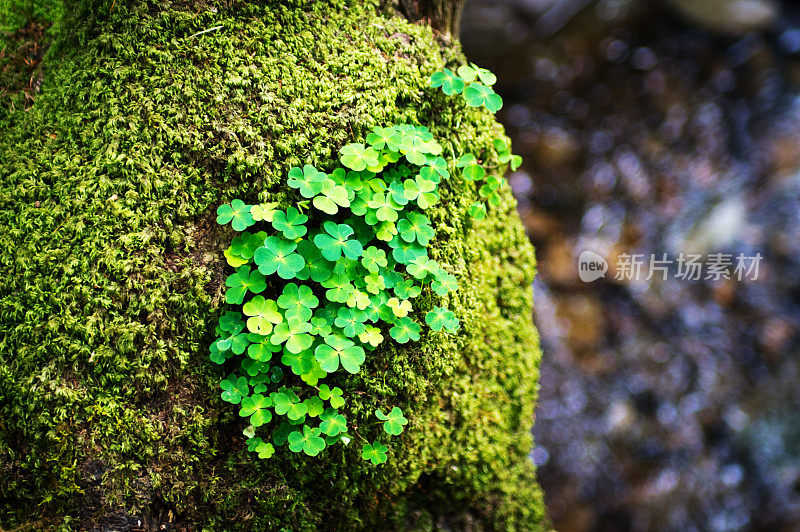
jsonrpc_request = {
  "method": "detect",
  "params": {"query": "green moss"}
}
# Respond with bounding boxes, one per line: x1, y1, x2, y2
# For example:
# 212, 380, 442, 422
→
0, 0, 546, 529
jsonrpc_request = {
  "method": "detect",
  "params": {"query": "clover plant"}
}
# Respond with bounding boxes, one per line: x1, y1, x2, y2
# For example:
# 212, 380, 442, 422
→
429, 63, 523, 219
213, 123, 469, 465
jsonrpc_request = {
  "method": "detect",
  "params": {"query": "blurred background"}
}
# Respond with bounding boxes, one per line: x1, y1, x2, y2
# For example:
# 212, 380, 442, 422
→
460, 0, 800, 530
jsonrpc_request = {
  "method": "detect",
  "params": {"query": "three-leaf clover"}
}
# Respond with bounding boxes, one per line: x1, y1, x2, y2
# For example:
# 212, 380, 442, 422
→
254, 236, 306, 279
216, 199, 254, 231
314, 333, 365, 373
403, 175, 438, 209
457, 63, 497, 85
313, 222, 363, 261
277, 283, 319, 321
463, 82, 503, 112
339, 143, 379, 171
361, 246, 388, 273
272, 207, 308, 239
272, 391, 308, 420
397, 212, 435, 246
220, 375, 249, 404
407, 256, 440, 280
225, 266, 267, 305
270, 316, 313, 354
313, 178, 350, 215
318, 384, 345, 408
288, 425, 327, 456
239, 393, 273, 427
425, 306, 460, 333
361, 441, 388, 464
319, 408, 348, 436
334, 307, 367, 337
288, 165, 326, 198
390, 317, 421, 344
375, 406, 408, 435
429, 68, 465, 95
242, 296, 283, 335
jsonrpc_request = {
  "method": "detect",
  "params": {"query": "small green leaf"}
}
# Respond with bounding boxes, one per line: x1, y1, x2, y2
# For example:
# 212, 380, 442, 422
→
429, 68, 465, 95
361, 441, 388, 464
390, 317, 421, 344
271, 207, 308, 239
242, 296, 283, 335
339, 143, 379, 171
216, 199, 254, 231
375, 406, 408, 435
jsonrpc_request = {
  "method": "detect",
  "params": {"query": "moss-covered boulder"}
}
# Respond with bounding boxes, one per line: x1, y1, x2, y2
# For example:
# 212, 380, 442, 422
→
0, 1, 546, 529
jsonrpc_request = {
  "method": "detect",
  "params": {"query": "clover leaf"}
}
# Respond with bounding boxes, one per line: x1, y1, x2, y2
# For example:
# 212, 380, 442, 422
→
288, 165, 326, 198
390, 317, 421, 344
339, 143, 379, 171
468, 201, 486, 220
430, 68, 465, 95
318, 384, 345, 408
272, 207, 308, 239
457, 63, 497, 85
216, 199, 254, 231
399, 136, 431, 166
296, 240, 333, 283
313, 178, 350, 215
393, 278, 421, 300
277, 283, 319, 321
322, 272, 355, 303
254, 236, 305, 279
376, 406, 408, 435
361, 441, 388, 464
313, 222, 363, 261
463, 82, 503, 112
397, 212, 435, 246
334, 307, 368, 338
425, 158, 449, 180
389, 236, 426, 265
288, 425, 326, 456
280, 349, 314, 376
300, 358, 328, 386
364, 273, 385, 295
225, 266, 267, 305
239, 393, 273, 427
272, 392, 308, 420
387, 297, 412, 318
247, 333, 281, 362
431, 271, 458, 296
367, 191, 401, 223
462, 163, 485, 181
407, 256, 440, 280
347, 289, 371, 311
270, 316, 313, 354
403, 175, 438, 209
320, 408, 347, 436
314, 333, 365, 373
366, 126, 398, 150
220, 375, 249, 404
358, 325, 384, 347
242, 296, 283, 335
251, 202, 279, 222
255, 441, 275, 459
361, 246, 388, 273
425, 306, 460, 333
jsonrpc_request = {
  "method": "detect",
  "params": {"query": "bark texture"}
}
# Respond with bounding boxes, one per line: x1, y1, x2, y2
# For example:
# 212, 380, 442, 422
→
0, 1, 546, 529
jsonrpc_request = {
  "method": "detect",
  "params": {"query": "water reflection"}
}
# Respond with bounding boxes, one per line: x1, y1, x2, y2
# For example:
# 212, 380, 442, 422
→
462, 0, 800, 529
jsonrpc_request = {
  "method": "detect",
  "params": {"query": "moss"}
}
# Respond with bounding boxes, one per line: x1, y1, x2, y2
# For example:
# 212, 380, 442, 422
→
0, 0, 547, 529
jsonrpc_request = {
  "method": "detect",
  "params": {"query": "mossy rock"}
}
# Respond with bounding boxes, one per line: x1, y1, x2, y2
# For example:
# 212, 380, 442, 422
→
0, 0, 546, 529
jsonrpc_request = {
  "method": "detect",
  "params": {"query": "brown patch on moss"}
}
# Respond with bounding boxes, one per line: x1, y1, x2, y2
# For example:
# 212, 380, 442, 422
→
0, 20, 50, 110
